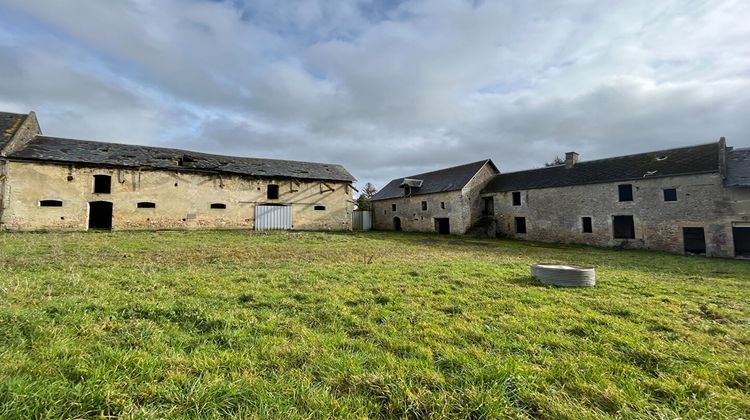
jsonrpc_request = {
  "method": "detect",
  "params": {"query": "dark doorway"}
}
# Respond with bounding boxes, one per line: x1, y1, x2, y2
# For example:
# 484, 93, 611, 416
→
613, 215, 635, 239
683, 227, 706, 255
435, 218, 450, 235
483, 197, 494, 216
733, 227, 750, 257
89, 201, 113, 230
515, 217, 527, 234
393, 217, 402, 231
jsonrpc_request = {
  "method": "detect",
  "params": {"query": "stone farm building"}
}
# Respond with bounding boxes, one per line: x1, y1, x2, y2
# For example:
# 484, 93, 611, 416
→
370, 160, 498, 235
0, 111, 355, 231
372, 139, 750, 258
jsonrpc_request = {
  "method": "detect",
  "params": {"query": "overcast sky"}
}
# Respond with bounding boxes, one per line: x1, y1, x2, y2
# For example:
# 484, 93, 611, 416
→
1, 0, 749, 189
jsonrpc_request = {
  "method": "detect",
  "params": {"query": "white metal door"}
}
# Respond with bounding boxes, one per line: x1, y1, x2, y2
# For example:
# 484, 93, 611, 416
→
352, 210, 372, 231
255, 205, 292, 230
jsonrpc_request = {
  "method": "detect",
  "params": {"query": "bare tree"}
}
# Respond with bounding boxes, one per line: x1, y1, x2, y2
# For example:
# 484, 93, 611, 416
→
356, 182, 378, 210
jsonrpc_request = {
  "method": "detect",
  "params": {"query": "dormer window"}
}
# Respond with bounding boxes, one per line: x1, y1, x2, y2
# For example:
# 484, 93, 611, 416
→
400, 178, 423, 196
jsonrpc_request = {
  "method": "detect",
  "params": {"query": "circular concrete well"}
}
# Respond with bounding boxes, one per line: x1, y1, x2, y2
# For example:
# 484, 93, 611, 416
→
531, 264, 596, 287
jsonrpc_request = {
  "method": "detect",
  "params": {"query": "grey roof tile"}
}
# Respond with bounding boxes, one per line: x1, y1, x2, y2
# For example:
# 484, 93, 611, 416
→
371, 159, 497, 201
0, 112, 28, 151
726, 147, 750, 187
8, 136, 355, 182
482, 142, 721, 193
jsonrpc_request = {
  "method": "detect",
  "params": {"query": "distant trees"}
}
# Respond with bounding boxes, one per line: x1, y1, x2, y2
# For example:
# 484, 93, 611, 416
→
545, 156, 565, 167
355, 182, 377, 211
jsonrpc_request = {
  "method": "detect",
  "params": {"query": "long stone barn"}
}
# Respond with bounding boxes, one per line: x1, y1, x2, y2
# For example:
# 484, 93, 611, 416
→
372, 139, 750, 258
0, 111, 356, 231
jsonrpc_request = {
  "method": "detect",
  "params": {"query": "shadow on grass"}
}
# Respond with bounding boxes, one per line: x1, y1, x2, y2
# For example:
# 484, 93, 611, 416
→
506, 276, 548, 288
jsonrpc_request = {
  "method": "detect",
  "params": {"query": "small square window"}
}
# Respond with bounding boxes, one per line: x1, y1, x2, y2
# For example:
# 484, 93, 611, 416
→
267, 184, 279, 199
314, 205, 326, 211
421, 201, 427, 211
93, 175, 111, 194
137, 202, 156, 208
663, 188, 677, 202
618, 184, 633, 202
210, 203, 227, 209
515, 217, 527, 234
512, 191, 521, 206
392, 204, 396, 211
582, 217, 592, 233
440, 202, 445, 209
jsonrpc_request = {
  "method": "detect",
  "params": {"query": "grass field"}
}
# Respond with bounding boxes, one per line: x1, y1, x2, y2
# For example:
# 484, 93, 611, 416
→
0, 231, 748, 418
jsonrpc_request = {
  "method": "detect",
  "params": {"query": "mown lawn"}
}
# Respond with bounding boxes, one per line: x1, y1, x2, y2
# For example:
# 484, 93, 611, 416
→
0, 231, 748, 418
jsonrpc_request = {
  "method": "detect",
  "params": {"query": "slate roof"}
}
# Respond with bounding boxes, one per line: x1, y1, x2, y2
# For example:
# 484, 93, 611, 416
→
0, 112, 28, 151
371, 159, 498, 201
726, 147, 750, 187
8, 136, 355, 182
482, 142, 721, 193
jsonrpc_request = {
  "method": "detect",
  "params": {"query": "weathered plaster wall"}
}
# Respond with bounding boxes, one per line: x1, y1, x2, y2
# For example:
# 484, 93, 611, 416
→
487, 173, 750, 257
0, 161, 353, 231
0, 112, 42, 225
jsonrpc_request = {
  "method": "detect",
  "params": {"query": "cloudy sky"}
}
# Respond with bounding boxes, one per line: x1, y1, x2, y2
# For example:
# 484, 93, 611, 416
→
1, 0, 749, 189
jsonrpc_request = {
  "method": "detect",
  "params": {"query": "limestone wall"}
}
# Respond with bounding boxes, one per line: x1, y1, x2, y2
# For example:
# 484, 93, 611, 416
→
371, 190, 465, 234
0, 161, 353, 231
487, 173, 750, 257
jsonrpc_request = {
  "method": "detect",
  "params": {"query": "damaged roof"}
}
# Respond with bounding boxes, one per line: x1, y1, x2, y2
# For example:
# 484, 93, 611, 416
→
0, 112, 28, 150
726, 147, 750, 187
8, 136, 355, 182
482, 142, 722, 193
371, 159, 498, 201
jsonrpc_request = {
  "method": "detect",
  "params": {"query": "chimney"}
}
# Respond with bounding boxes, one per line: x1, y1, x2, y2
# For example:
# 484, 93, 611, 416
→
565, 151, 579, 169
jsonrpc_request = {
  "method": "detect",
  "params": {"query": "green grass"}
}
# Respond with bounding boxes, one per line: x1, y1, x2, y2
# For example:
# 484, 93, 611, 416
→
0, 231, 748, 418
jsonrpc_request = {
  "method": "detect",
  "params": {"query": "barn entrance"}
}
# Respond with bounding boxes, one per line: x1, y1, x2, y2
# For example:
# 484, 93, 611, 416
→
393, 217, 402, 231
255, 204, 292, 230
88, 201, 113, 230
733, 227, 750, 257
682, 227, 706, 255
435, 218, 450, 235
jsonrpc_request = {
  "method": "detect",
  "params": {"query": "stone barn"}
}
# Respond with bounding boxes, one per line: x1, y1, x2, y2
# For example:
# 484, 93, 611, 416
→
481, 139, 750, 258
370, 160, 498, 235
0, 111, 355, 231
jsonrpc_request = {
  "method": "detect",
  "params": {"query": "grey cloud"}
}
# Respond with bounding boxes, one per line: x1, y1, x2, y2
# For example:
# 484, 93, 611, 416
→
0, 0, 748, 191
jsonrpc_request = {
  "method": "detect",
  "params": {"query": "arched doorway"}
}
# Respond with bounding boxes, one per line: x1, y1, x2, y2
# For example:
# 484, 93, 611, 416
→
393, 217, 402, 231
89, 201, 113, 230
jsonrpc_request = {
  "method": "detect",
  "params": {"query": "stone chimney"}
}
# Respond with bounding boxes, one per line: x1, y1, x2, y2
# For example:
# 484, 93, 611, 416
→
565, 151, 579, 169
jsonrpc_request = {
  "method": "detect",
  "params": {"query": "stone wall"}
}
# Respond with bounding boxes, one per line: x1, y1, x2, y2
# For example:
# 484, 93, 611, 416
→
486, 173, 750, 257
0, 112, 42, 224
0, 161, 353, 231
371, 190, 464, 234
371, 162, 497, 234
461, 162, 498, 229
